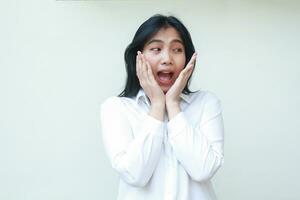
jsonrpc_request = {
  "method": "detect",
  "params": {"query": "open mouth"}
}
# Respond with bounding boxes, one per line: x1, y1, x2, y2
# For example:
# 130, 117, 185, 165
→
157, 71, 174, 85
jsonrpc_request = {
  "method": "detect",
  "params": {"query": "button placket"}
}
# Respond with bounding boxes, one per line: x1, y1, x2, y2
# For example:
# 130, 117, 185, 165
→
164, 112, 178, 200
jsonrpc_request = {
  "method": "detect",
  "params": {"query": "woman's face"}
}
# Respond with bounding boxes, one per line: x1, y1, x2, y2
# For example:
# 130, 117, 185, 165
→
142, 27, 186, 93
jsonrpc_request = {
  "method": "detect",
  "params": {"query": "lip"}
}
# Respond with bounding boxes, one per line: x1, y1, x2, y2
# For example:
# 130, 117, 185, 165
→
156, 71, 174, 85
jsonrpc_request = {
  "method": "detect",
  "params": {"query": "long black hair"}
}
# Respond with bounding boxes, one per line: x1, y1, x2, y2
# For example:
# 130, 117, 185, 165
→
119, 14, 196, 97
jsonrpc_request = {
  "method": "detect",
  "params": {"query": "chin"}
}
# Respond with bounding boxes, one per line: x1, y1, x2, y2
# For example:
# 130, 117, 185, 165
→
161, 86, 170, 94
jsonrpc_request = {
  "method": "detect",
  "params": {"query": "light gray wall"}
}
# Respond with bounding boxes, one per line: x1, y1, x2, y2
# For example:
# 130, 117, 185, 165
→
1, 0, 299, 199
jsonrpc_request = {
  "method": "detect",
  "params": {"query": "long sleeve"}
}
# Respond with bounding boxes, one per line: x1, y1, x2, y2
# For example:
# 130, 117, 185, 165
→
167, 95, 224, 182
100, 97, 164, 187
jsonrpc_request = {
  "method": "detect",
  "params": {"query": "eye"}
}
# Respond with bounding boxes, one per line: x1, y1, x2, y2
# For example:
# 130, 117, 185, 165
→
173, 48, 183, 53
150, 48, 161, 52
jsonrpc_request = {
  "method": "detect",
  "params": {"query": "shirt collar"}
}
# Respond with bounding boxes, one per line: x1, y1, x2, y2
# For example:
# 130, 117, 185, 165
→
135, 89, 150, 106
180, 92, 192, 104
135, 89, 192, 106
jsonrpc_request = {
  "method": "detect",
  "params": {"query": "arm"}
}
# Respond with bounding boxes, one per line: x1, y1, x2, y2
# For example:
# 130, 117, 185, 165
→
167, 98, 225, 182
100, 97, 164, 187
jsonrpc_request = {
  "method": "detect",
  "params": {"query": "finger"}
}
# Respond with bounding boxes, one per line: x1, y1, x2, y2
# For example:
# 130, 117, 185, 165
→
140, 53, 149, 82
137, 53, 148, 88
171, 75, 186, 95
146, 61, 156, 84
184, 52, 197, 73
182, 66, 194, 82
136, 52, 140, 76
181, 53, 197, 77
176, 63, 196, 87
136, 51, 142, 79
186, 52, 197, 70
137, 52, 147, 87
179, 66, 193, 81
187, 53, 197, 75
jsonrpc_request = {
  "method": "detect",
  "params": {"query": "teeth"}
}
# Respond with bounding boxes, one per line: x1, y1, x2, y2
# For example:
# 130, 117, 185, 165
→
159, 71, 171, 74
157, 72, 173, 81
157, 72, 172, 76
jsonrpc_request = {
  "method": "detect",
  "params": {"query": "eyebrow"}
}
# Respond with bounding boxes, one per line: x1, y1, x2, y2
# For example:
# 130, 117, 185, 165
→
145, 39, 184, 46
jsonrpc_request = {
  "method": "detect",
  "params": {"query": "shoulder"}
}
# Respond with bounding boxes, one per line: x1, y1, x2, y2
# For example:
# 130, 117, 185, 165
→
191, 90, 223, 116
203, 90, 221, 104
190, 89, 221, 105
100, 96, 124, 112
101, 96, 135, 112
201, 90, 223, 116
190, 90, 223, 124
101, 96, 120, 109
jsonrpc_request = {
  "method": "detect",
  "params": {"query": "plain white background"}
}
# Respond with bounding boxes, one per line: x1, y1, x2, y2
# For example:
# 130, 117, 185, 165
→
1, 0, 300, 199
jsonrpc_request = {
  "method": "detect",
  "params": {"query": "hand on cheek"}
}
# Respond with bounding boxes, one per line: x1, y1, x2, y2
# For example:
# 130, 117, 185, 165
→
166, 53, 197, 119
136, 51, 165, 107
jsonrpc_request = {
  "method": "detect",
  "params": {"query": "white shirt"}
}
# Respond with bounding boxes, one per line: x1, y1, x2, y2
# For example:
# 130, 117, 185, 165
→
100, 89, 225, 200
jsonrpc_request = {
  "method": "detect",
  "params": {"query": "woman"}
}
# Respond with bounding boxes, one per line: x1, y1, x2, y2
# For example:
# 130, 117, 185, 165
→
100, 14, 225, 200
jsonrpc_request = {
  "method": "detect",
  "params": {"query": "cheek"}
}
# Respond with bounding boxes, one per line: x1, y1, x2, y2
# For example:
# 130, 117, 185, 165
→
181, 57, 186, 67
175, 67, 184, 76
177, 58, 186, 71
144, 55, 158, 71
173, 58, 186, 76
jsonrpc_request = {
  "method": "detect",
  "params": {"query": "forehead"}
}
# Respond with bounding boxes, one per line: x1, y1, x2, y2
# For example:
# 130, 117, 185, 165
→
146, 27, 183, 45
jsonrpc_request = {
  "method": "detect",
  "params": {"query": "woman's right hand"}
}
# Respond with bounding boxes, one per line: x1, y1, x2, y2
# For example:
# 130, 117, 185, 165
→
136, 51, 165, 120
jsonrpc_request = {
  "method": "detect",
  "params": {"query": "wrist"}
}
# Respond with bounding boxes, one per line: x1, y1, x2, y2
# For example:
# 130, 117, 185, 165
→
149, 102, 165, 121
151, 99, 165, 108
166, 100, 180, 109
166, 101, 181, 120
151, 102, 165, 111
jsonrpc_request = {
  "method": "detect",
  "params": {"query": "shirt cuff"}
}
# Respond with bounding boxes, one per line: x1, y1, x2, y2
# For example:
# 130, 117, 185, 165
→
167, 112, 188, 138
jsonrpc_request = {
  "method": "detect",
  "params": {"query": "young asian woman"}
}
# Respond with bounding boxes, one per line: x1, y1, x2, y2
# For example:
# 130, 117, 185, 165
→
100, 14, 225, 200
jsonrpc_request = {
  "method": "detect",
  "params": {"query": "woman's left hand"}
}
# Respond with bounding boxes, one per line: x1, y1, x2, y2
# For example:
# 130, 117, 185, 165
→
166, 52, 197, 106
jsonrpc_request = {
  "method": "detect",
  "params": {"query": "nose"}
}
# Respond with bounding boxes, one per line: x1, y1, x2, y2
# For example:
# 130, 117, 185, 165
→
161, 50, 173, 66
